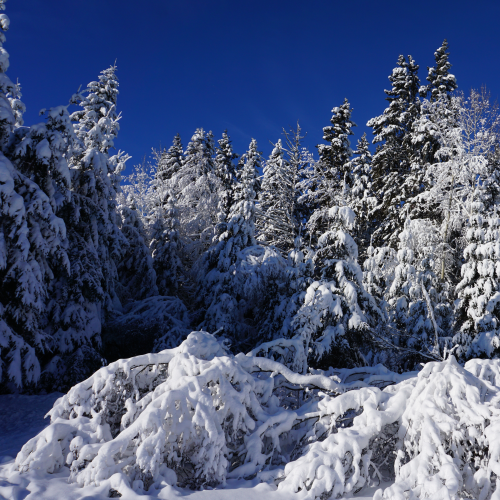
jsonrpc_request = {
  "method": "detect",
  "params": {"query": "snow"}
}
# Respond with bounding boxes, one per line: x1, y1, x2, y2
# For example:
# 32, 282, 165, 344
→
0, 392, 63, 461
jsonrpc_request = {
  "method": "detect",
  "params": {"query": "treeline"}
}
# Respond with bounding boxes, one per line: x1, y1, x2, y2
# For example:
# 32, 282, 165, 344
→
1, 0, 499, 394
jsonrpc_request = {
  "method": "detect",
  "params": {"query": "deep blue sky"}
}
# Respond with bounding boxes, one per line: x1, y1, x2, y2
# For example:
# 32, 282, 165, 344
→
6, 0, 500, 171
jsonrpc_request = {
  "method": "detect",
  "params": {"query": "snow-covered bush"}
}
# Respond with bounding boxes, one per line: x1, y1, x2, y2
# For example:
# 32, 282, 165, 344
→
13, 331, 404, 496
376, 356, 500, 500
11, 331, 500, 500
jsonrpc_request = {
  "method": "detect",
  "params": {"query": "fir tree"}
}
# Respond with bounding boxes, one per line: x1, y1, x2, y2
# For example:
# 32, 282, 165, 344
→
346, 133, 375, 259
116, 197, 158, 302
0, 3, 71, 389
257, 139, 298, 252
292, 206, 382, 369
42, 65, 127, 390
213, 130, 238, 234
197, 139, 261, 342
453, 204, 500, 360
308, 99, 355, 242
420, 40, 458, 102
154, 133, 183, 184
170, 128, 219, 261
368, 55, 421, 248
150, 193, 183, 297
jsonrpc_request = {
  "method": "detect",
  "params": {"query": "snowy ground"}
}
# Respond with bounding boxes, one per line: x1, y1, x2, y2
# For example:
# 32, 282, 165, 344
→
0, 393, 389, 500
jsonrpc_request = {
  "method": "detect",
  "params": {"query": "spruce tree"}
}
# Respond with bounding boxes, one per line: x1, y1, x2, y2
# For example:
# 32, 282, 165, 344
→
420, 40, 458, 102
0, 3, 71, 389
453, 204, 500, 360
154, 133, 183, 184
257, 139, 297, 252
308, 98, 355, 242
292, 206, 382, 369
170, 128, 219, 261
42, 65, 127, 390
197, 139, 261, 342
346, 133, 375, 259
150, 193, 183, 297
116, 197, 158, 302
367, 55, 421, 248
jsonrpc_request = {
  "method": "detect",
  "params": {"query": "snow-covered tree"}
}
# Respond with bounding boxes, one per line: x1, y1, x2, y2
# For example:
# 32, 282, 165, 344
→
0, 152, 69, 389
420, 39, 458, 102
154, 133, 183, 184
196, 139, 262, 342
0, 4, 77, 390
293, 206, 383, 369
346, 133, 375, 259
308, 99, 355, 242
257, 139, 298, 252
453, 204, 500, 360
213, 130, 238, 228
169, 128, 220, 262
368, 55, 421, 248
150, 193, 183, 297
42, 65, 128, 390
116, 197, 158, 303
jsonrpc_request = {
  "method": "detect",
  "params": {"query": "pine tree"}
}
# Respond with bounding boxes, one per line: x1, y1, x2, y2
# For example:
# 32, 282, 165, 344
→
150, 193, 183, 297
420, 40, 458, 102
368, 55, 421, 248
197, 139, 261, 342
292, 206, 382, 369
453, 204, 500, 360
308, 99, 356, 242
257, 139, 298, 252
346, 133, 375, 259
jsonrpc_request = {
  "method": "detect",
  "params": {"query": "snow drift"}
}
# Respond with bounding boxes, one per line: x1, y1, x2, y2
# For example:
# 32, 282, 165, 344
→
10, 332, 500, 499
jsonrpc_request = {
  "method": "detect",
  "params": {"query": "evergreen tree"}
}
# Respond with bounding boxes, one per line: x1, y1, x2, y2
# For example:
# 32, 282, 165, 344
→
197, 139, 261, 342
308, 99, 356, 242
387, 218, 453, 368
367, 55, 421, 248
0, 3, 71, 389
292, 206, 382, 369
150, 193, 183, 297
346, 133, 375, 259
116, 197, 158, 302
420, 40, 458, 102
42, 65, 127, 390
154, 133, 183, 184
453, 204, 500, 360
257, 139, 297, 252
213, 130, 238, 235
0, 0, 17, 150
170, 128, 219, 261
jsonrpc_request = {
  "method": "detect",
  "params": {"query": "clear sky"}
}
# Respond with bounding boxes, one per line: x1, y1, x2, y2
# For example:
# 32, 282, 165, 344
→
6, 0, 500, 170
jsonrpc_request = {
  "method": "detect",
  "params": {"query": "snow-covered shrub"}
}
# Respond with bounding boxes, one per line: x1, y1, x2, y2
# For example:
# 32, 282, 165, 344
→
14, 331, 404, 496
13, 331, 500, 500
376, 356, 500, 500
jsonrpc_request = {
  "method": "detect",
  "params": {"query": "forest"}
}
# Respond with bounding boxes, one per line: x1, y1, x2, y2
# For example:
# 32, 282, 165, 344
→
2, 0, 500, 499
